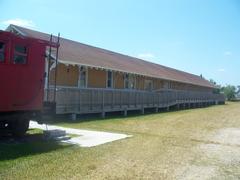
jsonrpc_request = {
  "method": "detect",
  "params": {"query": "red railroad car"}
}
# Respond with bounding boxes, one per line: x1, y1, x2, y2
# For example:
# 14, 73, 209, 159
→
0, 31, 58, 136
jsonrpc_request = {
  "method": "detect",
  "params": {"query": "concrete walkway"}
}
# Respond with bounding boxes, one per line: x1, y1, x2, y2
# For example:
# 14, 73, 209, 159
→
29, 121, 132, 147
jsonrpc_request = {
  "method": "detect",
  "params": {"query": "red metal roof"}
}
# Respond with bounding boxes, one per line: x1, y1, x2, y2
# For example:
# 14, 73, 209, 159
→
8, 24, 216, 88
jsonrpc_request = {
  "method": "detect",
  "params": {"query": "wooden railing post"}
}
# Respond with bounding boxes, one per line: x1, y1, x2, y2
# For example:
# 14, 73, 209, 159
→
102, 89, 105, 111
79, 88, 81, 113
128, 91, 130, 108
90, 89, 93, 110
111, 90, 114, 109
120, 90, 122, 109
135, 92, 137, 108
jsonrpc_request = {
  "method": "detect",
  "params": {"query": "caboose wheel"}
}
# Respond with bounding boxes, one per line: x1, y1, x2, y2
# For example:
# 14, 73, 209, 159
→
10, 118, 30, 137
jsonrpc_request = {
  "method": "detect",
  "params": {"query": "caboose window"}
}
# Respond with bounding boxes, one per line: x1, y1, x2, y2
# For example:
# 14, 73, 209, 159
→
0, 42, 5, 62
14, 45, 27, 64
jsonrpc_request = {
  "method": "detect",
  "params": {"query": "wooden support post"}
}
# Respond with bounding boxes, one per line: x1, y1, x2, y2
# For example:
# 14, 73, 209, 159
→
124, 109, 128, 117
177, 104, 180, 110
141, 108, 145, 115
101, 111, 105, 118
155, 107, 158, 113
182, 103, 186, 109
192, 103, 195, 108
71, 113, 77, 121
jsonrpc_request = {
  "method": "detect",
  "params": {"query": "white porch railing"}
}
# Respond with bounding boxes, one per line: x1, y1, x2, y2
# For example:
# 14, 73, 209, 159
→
44, 87, 225, 114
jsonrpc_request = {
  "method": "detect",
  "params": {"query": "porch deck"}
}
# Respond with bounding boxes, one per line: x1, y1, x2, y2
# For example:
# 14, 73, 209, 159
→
44, 87, 225, 117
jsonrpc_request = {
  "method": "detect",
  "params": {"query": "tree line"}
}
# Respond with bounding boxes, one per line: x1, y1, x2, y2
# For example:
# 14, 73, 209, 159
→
209, 79, 240, 101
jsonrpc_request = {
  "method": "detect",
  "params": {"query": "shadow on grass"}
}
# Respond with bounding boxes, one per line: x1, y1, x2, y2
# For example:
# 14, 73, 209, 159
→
0, 132, 72, 161
43, 103, 227, 126
44, 106, 192, 125
44, 109, 154, 124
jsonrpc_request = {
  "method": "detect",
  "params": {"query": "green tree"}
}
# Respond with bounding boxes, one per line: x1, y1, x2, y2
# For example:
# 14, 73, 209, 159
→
221, 85, 236, 101
209, 79, 217, 85
237, 86, 240, 94
236, 86, 240, 99
209, 79, 221, 94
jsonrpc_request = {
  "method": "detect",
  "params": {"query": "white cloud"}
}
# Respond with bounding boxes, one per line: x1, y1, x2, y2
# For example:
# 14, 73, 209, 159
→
137, 53, 155, 59
2, 18, 36, 28
217, 68, 225, 72
224, 51, 232, 56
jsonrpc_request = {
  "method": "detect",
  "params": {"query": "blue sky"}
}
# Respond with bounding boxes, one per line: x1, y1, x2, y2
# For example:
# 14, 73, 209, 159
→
1, 0, 239, 86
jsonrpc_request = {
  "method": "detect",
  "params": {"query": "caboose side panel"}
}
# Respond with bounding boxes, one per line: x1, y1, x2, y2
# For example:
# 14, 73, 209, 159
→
0, 32, 46, 112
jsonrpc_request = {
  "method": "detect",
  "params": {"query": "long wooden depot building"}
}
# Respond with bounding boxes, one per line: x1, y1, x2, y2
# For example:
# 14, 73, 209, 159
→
7, 25, 225, 118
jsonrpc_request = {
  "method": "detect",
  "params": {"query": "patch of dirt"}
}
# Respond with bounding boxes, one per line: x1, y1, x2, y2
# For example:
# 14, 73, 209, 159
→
176, 165, 217, 180
176, 128, 240, 179
199, 128, 240, 165
200, 143, 240, 165
211, 128, 240, 146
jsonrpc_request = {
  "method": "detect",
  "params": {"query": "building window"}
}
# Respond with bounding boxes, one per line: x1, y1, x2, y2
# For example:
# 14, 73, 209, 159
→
79, 66, 87, 88
124, 74, 136, 89
14, 45, 27, 64
144, 80, 153, 91
0, 42, 5, 62
107, 71, 113, 88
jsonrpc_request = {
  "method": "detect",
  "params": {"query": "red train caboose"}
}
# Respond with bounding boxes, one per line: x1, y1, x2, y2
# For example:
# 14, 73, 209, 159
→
0, 31, 58, 136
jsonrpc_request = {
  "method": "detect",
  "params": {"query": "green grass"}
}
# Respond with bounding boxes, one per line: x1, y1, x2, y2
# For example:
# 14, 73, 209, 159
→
1, 102, 240, 179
